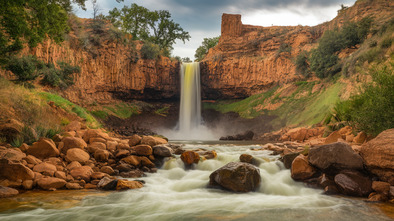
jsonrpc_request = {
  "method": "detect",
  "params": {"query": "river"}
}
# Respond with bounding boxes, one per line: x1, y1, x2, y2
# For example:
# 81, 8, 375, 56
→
0, 142, 392, 221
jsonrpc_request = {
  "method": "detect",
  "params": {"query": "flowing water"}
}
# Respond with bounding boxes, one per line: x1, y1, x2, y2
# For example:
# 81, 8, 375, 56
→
1, 143, 392, 221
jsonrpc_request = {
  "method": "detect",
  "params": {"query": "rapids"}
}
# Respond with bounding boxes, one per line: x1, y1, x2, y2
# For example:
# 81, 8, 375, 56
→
0, 143, 392, 221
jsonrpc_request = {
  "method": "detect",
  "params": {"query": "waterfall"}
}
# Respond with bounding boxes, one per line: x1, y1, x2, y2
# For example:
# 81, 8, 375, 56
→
179, 62, 201, 133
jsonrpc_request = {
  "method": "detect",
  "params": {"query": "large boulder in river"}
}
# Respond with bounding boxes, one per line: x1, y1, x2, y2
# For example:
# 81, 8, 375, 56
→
116, 180, 143, 190
153, 145, 173, 157
308, 142, 363, 174
0, 159, 35, 181
291, 155, 316, 181
209, 162, 261, 192
360, 129, 394, 185
334, 170, 372, 197
181, 151, 200, 166
27, 138, 59, 159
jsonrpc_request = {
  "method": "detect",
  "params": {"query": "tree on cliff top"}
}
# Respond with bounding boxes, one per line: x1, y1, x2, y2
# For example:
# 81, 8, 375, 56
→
195, 36, 220, 61
107, 3, 190, 56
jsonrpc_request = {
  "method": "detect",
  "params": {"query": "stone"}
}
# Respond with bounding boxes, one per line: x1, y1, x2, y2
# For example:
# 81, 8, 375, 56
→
94, 149, 110, 162
334, 170, 372, 197
368, 192, 388, 202
152, 145, 173, 157
0, 148, 26, 161
64, 121, 82, 132
346, 134, 355, 143
139, 156, 155, 168
116, 143, 130, 150
308, 142, 363, 174
82, 129, 110, 143
115, 149, 130, 159
354, 131, 367, 144
19, 143, 29, 152
338, 126, 352, 136
60, 137, 87, 154
140, 136, 167, 147
132, 145, 153, 156
87, 142, 106, 154
66, 161, 82, 171
70, 166, 93, 182
89, 137, 106, 144
197, 150, 217, 160
22, 180, 33, 190
116, 180, 143, 190
121, 155, 141, 167
97, 177, 118, 190
33, 162, 57, 176
372, 181, 390, 195
324, 131, 342, 144
91, 172, 107, 180
181, 151, 200, 166
24, 155, 42, 165
239, 154, 254, 164
100, 166, 115, 175
66, 148, 90, 163
360, 129, 394, 185
220, 131, 255, 141
115, 162, 134, 172
281, 152, 300, 169
54, 171, 67, 180
37, 177, 66, 190
66, 182, 83, 190
209, 162, 261, 192
288, 128, 308, 142
106, 141, 118, 152
390, 186, 394, 199
0, 159, 35, 181
291, 155, 316, 181
120, 170, 145, 178
129, 134, 142, 146
0, 186, 19, 198
26, 138, 59, 159
0, 119, 24, 142
84, 183, 96, 189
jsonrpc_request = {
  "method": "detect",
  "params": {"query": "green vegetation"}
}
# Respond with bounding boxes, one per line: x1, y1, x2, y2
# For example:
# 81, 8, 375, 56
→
195, 36, 220, 61
309, 17, 373, 78
107, 3, 190, 56
331, 62, 394, 136
5, 55, 44, 81
141, 42, 160, 60
294, 51, 310, 77
155, 106, 170, 116
39, 92, 100, 128
90, 103, 140, 120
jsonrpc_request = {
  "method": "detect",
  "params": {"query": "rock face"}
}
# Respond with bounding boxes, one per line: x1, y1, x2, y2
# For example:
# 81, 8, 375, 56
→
360, 129, 394, 185
209, 162, 261, 192
308, 142, 363, 173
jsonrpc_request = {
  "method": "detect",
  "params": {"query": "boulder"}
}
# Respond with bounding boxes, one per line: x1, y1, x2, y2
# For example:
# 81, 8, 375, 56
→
368, 192, 388, 202
197, 150, 217, 160
121, 155, 141, 167
139, 157, 155, 168
37, 177, 66, 190
66, 182, 83, 190
153, 145, 173, 157
116, 143, 130, 150
308, 142, 363, 174
0, 186, 19, 198
100, 166, 115, 175
91, 172, 107, 180
24, 155, 42, 165
132, 145, 153, 156
82, 129, 110, 143
0, 159, 35, 181
354, 131, 367, 144
0, 148, 26, 161
360, 129, 394, 185
87, 142, 106, 154
291, 155, 316, 181
54, 171, 67, 180
372, 181, 390, 195
181, 151, 200, 166
116, 149, 130, 159
89, 137, 106, 144
324, 131, 342, 144
116, 180, 143, 190
94, 149, 110, 162
22, 180, 33, 190
140, 136, 167, 147
66, 148, 90, 163
64, 121, 81, 132
220, 130, 254, 141
0, 119, 24, 142
97, 177, 118, 190
33, 162, 57, 176
120, 170, 145, 178
209, 162, 261, 192
287, 128, 308, 142
129, 134, 142, 146
66, 161, 82, 171
281, 152, 300, 169
69, 166, 93, 182
60, 137, 87, 154
106, 141, 118, 152
27, 138, 59, 159
239, 154, 253, 164
334, 170, 372, 197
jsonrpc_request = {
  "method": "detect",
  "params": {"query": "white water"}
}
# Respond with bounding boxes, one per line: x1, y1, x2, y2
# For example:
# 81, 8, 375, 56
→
1, 143, 391, 221
162, 62, 218, 140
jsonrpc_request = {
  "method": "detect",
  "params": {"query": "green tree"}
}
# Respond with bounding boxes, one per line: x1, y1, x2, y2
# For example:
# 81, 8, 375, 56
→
194, 36, 220, 61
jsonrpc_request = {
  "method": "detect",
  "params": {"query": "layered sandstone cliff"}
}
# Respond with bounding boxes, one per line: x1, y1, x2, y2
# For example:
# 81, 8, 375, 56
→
200, 0, 394, 99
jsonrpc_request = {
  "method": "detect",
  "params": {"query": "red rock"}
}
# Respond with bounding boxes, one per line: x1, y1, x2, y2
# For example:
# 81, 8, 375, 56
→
66, 182, 83, 190
33, 162, 57, 176
0, 186, 19, 198
82, 129, 110, 143
26, 138, 59, 159
121, 155, 141, 167
129, 134, 142, 146
24, 155, 42, 165
116, 143, 130, 150
291, 155, 316, 180
0, 148, 26, 161
89, 137, 106, 144
91, 172, 107, 180
60, 137, 87, 154
64, 121, 81, 132
132, 145, 153, 156
66, 148, 90, 163
139, 156, 155, 168
152, 145, 173, 157
140, 136, 167, 147
84, 183, 96, 189
37, 177, 66, 190
197, 150, 217, 160
354, 131, 367, 144
0, 159, 35, 181
116, 149, 130, 158
54, 171, 67, 180
360, 129, 394, 185
87, 142, 106, 154
239, 154, 253, 164
368, 192, 388, 202
70, 166, 93, 182
372, 181, 390, 195
116, 180, 143, 190
97, 177, 118, 190
324, 131, 342, 144
106, 141, 118, 151
94, 149, 110, 162
0, 119, 24, 142
66, 161, 82, 171
22, 180, 33, 190
181, 151, 200, 166
100, 166, 115, 175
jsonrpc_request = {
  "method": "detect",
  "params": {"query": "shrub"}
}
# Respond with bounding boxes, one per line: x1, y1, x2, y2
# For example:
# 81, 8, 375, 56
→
41, 62, 80, 89
333, 62, 394, 136
294, 51, 310, 77
140, 42, 160, 60
276, 43, 292, 56
6, 55, 44, 81
380, 37, 393, 49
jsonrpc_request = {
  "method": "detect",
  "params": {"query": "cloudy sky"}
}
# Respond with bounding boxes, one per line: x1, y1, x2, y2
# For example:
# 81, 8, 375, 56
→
75, 0, 357, 59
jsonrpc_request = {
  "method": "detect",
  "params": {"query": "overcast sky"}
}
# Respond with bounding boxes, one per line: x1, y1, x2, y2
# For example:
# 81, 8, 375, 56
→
75, 0, 357, 59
